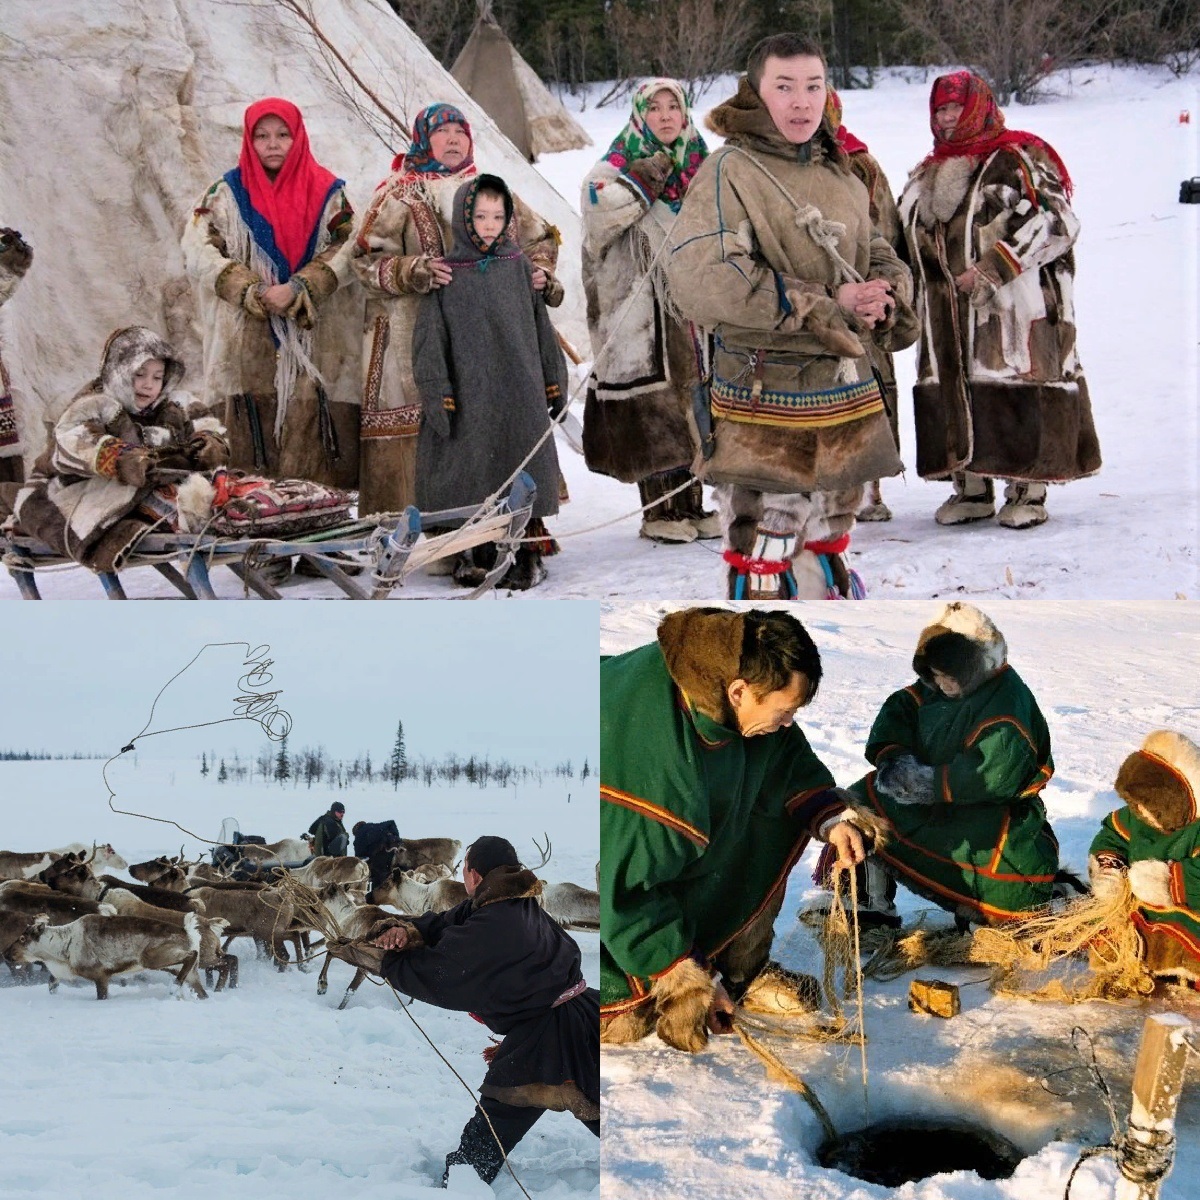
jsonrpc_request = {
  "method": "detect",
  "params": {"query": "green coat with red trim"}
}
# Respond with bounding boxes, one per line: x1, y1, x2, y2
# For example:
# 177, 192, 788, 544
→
1092, 807, 1200, 979
850, 665, 1059, 921
600, 611, 840, 1012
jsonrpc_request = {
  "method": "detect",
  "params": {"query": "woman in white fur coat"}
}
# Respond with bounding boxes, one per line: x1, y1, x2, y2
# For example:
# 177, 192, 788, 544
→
581, 79, 718, 544
181, 98, 360, 492
14, 327, 228, 572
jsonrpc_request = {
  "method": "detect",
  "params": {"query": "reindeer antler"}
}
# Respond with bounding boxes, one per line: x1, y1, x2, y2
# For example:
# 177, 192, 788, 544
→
531, 833, 552, 871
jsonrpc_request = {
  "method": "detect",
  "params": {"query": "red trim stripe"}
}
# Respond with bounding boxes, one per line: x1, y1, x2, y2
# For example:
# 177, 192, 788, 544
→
601, 786, 709, 848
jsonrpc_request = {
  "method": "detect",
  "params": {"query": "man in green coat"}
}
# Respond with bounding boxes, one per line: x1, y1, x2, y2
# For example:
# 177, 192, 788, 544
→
308, 802, 348, 857
601, 607, 866, 1053
1090, 729, 1200, 987
846, 602, 1060, 926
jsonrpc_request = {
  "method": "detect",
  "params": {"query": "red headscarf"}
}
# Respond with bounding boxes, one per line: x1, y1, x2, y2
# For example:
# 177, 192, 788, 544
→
237, 98, 340, 273
925, 72, 1073, 198
824, 88, 869, 156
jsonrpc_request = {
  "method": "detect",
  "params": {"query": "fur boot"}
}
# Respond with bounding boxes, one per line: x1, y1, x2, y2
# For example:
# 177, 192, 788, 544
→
500, 544, 547, 590
935, 472, 995, 525
600, 1004, 657, 1046
857, 479, 892, 522
677, 479, 722, 539
650, 957, 715, 1052
639, 469, 697, 543
997, 481, 1048, 529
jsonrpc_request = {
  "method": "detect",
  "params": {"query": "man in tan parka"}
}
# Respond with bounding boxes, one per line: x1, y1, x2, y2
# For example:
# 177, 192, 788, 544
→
668, 34, 917, 600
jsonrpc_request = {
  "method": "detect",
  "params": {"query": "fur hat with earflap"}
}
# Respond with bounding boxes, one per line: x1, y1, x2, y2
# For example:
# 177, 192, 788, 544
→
1115, 730, 1200, 835
95, 326, 186, 415
912, 602, 1007, 698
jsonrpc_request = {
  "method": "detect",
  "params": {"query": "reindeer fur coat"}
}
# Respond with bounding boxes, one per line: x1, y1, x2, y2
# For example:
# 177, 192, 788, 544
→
666, 80, 914, 494
380, 864, 599, 1120
849, 603, 1059, 922
600, 608, 845, 1016
898, 145, 1100, 481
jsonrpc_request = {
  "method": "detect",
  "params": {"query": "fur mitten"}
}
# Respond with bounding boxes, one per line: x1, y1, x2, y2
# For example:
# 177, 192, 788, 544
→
651, 957, 714, 1053
1128, 860, 1172, 908
1088, 852, 1128, 903
875, 753, 936, 805
283, 282, 317, 331
777, 281, 866, 358
188, 430, 230, 470
626, 151, 673, 198
326, 938, 387, 974
115, 446, 151, 488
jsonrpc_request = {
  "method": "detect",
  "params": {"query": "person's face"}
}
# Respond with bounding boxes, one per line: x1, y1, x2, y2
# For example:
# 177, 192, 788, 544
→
934, 102, 964, 136
463, 859, 483, 897
758, 54, 827, 144
930, 668, 963, 698
727, 671, 810, 736
132, 359, 166, 409
252, 115, 293, 174
645, 89, 685, 145
429, 121, 469, 167
471, 193, 507, 246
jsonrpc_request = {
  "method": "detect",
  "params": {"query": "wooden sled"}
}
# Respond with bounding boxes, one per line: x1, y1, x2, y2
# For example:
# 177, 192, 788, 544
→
0, 473, 536, 600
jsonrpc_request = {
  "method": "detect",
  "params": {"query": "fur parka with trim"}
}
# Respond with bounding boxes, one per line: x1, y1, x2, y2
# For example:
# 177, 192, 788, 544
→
898, 145, 1101, 482
849, 602, 1060, 922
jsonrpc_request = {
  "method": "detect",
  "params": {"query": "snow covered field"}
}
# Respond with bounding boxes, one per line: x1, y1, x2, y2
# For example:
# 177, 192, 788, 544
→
601, 600, 1200, 1200
3, 64, 1194, 601
0, 605, 599, 1200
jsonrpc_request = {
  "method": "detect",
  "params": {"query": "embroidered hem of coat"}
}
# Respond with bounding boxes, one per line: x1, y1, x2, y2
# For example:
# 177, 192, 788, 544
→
711, 374, 885, 429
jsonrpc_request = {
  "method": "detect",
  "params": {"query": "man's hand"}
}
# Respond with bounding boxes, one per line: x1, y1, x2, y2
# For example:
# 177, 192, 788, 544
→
374, 925, 409, 951
954, 267, 979, 295
827, 820, 866, 871
260, 283, 295, 314
706, 979, 736, 1034
836, 279, 893, 328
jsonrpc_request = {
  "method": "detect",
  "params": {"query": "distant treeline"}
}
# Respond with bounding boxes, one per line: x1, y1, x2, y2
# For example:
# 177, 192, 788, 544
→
387, 0, 1199, 104
0, 750, 107, 761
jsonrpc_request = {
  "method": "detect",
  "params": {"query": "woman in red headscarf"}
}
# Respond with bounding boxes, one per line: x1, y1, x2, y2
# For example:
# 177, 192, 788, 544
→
898, 71, 1100, 530
182, 98, 359, 493
350, 104, 564, 518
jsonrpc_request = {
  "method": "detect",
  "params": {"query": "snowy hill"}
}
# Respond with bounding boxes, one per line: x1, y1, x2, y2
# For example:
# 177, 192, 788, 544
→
601, 600, 1200, 1200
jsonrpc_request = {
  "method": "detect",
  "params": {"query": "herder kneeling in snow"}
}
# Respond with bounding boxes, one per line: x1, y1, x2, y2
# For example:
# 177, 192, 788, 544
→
330, 836, 599, 1186
840, 602, 1061, 928
1090, 730, 1200, 990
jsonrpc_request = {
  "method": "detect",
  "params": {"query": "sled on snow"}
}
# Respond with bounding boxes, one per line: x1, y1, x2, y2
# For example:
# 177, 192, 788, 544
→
0, 472, 537, 601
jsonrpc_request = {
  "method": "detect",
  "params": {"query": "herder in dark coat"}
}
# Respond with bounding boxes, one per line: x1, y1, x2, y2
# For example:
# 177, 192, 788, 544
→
308, 802, 347, 856
333, 836, 599, 1185
412, 174, 568, 590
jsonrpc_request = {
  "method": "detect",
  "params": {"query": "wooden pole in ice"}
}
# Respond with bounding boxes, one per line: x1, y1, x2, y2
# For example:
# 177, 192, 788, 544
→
1115, 1012, 1193, 1200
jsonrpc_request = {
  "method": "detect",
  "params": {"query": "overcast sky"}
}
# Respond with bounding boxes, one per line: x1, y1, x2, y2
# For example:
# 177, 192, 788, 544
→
1, 602, 598, 767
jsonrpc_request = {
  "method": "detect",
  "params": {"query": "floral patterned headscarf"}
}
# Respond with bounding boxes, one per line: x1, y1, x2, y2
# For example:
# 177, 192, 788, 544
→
925, 72, 1073, 198
823, 88, 869, 156
603, 79, 707, 213
392, 103, 476, 179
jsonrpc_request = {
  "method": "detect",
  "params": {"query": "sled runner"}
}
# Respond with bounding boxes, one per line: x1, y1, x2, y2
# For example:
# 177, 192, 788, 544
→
0, 472, 536, 600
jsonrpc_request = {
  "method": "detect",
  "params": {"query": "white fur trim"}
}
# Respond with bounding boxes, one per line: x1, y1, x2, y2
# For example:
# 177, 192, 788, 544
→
929, 601, 1008, 671
1140, 730, 1200, 808
175, 473, 215, 533
1128, 860, 1172, 908
141, 426, 173, 448
190, 415, 226, 436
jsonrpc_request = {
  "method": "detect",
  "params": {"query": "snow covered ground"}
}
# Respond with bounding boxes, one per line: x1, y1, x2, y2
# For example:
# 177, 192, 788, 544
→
4, 64, 1195, 601
0, 605, 599, 1200
601, 599, 1200, 1200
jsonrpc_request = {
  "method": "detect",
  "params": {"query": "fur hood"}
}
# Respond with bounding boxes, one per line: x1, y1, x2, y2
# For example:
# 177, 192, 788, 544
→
912, 602, 1008, 697
657, 607, 745, 724
472, 864, 543, 909
1115, 730, 1200, 834
95, 327, 185, 416
706, 77, 846, 168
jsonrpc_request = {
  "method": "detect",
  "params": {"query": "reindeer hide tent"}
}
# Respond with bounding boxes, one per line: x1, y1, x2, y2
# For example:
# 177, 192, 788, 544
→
451, 6, 592, 162
0, 0, 586, 468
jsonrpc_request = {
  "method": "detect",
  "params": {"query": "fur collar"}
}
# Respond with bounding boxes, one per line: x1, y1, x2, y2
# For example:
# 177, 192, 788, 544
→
657, 607, 744, 724
1116, 730, 1200, 834
472, 865, 542, 909
906, 155, 978, 229
912, 602, 1008, 697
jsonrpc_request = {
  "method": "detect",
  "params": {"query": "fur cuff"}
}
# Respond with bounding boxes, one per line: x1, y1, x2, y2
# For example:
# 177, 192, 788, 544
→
650, 957, 714, 1053
175, 474, 215, 533
366, 916, 423, 950
214, 262, 260, 308
1088, 852, 1127, 903
1129, 860, 1172, 908
291, 260, 339, 305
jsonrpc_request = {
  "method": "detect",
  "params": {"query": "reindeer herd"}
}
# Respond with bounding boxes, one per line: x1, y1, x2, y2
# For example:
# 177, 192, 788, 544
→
0, 834, 599, 1007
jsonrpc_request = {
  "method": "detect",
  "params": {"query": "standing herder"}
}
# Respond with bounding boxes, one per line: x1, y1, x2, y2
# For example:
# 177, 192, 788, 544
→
309, 802, 348, 857
898, 71, 1100, 529
0, 228, 32, 486
601, 608, 868, 1052
350, 105, 564, 520
667, 34, 915, 600
581, 79, 719, 544
824, 89, 909, 523
181, 99, 360, 492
